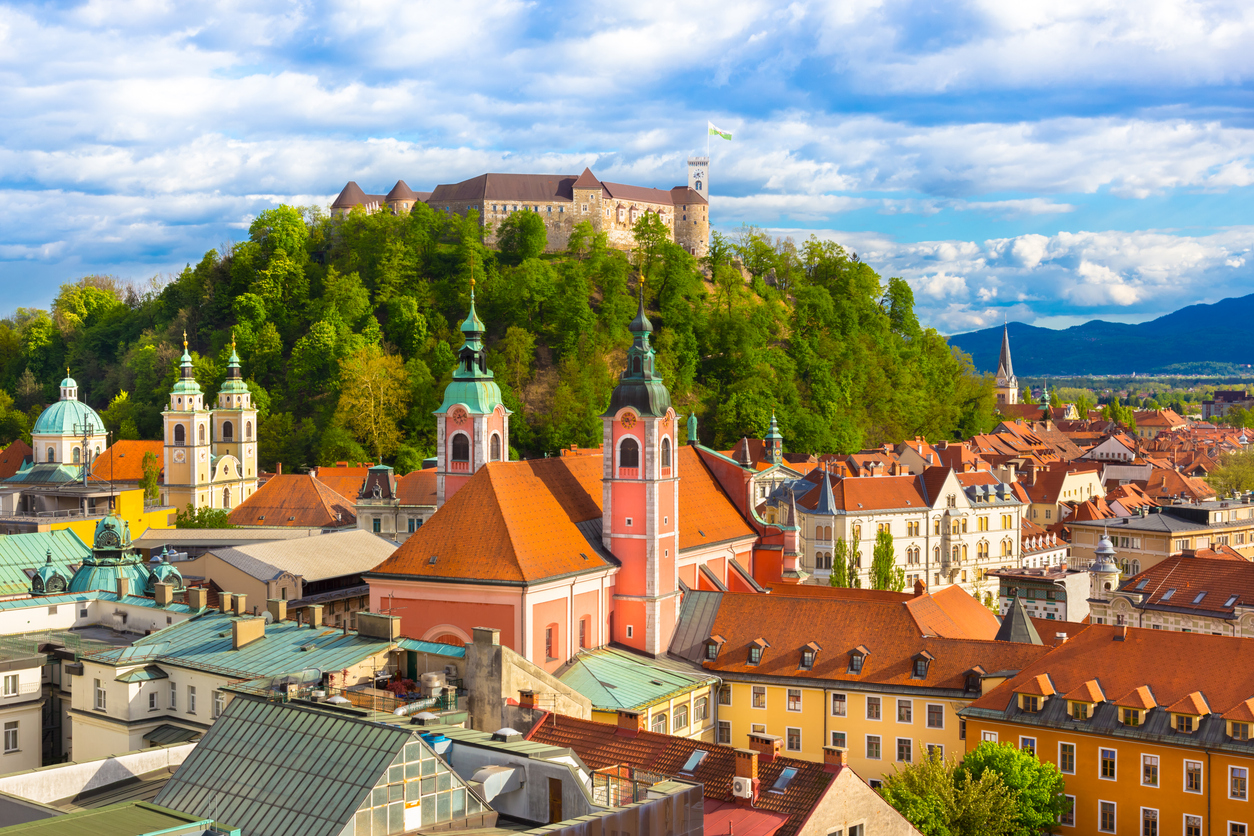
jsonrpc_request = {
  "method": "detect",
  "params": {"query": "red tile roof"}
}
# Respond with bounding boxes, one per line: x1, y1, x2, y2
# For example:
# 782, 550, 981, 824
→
904, 585, 1002, 639
227, 474, 356, 528
0, 439, 32, 480
1167, 691, 1210, 716
90, 440, 163, 482
970, 624, 1254, 715
312, 463, 374, 500
397, 468, 436, 506
797, 472, 929, 513
526, 712, 834, 836
1062, 679, 1104, 703
701, 592, 1048, 691
1119, 555, 1254, 614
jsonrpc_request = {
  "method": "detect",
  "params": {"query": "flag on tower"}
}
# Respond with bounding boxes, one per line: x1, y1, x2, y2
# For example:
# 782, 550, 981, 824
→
708, 121, 732, 141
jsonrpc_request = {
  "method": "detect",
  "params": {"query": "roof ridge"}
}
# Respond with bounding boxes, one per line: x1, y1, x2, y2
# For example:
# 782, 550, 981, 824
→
482, 463, 527, 579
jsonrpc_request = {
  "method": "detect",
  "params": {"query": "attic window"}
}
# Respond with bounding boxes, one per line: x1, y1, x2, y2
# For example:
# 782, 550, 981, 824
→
800, 642, 820, 670
771, 767, 798, 792
848, 648, 868, 674
258, 515, 265, 521
287, 516, 295, 521
1161, 588, 1176, 601
428, 556, 438, 566
681, 750, 708, 773
1135, 579, 1149, 590
1227, 594, 1240, 607
1193, 591, 1207, 604
580, 553, 588, 561
913, 658, 930, 679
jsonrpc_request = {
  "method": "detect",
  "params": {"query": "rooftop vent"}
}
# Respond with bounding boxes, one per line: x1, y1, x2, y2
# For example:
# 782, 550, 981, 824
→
300, 642, 317, 652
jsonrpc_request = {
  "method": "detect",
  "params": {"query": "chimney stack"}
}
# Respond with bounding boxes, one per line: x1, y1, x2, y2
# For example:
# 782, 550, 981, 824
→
615, 710, 644, 737
276, 462, 283, 476
154, 582, 174, 607
186, 587, 208, 610
822, 746, 848, 773
219, 592, 233, 614
519, 690, 536, 710
733, 748, 759, 781
747, 733, 782, 763
305, 604, 324, 626
233, 594, 248, 617
116, 577, 129, 599
232, 617, 265, 649
913, 578, 926, 598
267, 599, 287, 623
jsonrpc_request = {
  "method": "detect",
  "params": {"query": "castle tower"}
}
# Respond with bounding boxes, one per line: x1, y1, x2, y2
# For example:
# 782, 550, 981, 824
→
688, 157, 709, 195
602, 290, 679, 655
995, 323, 1018, 406
435, 279, 510, 507
571, 168, 604, 235
764, 412, 783, 465
212, 335, 259, 508
163, 333, 212, 511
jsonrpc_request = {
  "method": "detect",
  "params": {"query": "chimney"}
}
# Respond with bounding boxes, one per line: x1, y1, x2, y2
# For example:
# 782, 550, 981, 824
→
1056, 633, 1068, 644
305, 604, 324, 626
267, 599, 287, 623
616, 709, 644, 737
154, 582, 174, 607
747, 733, 782, 763
1059, 562, 1067, 573
276, 462, 283, 476
116, 577, 129, 598
356, 612, 401, 641
822, 746, 848, 774
473, 626, 501, 646
232, 617, 265, 649
219, 592, 233, 614
187, 587, 208, 610
913, 578, 926, 598
233, 593, 248, 617
519, 690, 536, 710
733, 748, 759, 781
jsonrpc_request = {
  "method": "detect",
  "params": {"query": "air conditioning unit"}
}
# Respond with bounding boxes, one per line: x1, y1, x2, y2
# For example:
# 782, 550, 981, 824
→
444, 664, 459, 679
420, 672, 447, 697
731, 776, 754, 799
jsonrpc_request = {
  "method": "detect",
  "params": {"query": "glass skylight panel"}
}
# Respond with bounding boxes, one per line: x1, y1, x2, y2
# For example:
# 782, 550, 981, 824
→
1161, 589, 1176, 601
772, 766, 799, 791
1193, 591, 1207, 604
681, 750, 708, 772
1227, 594, 1240, 607
1135, 579, 1149, 590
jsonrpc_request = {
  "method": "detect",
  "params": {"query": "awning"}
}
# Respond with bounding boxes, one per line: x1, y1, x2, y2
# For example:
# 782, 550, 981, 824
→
143, 724, 201, 746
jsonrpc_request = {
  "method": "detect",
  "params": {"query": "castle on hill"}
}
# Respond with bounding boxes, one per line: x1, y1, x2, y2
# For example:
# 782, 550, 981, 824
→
331, 159, 711, 257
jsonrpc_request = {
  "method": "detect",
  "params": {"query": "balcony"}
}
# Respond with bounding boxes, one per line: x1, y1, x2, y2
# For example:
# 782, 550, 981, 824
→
450, 460, 470, 473
617, 467, 639, 479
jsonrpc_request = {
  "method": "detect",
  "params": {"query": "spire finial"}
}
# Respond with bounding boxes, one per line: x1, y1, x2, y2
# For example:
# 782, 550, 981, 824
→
231, 330, 236, 351
182, 330, 188, 351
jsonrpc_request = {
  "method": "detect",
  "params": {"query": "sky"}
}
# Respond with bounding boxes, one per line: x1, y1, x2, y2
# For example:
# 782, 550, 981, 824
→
3, 0, 1254, 334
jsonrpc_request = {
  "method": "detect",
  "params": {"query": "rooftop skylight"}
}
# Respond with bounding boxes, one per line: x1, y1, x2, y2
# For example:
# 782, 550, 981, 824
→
772, 767, 799, 791
681, 750, 708, 773
1193, 591, 1207, 604
1161, 588, 1176, 601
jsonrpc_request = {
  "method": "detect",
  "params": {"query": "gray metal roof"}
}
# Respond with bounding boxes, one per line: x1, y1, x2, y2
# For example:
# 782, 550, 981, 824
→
204, 530, 398, 583
669, 590, 723, 664
154, 697, 415, 836
995, 595, 1042, 645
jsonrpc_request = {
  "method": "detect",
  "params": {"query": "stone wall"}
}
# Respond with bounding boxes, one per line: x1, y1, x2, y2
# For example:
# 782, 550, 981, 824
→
463, 626, 591, 732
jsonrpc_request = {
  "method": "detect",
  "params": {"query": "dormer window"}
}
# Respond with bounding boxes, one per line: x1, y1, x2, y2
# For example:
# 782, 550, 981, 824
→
800, 641, 821, 670
1122, 708, 1141, 726
911, 651, 934, 679
1070, 702, 1090, 720
705, 635, 724, 661
1176, 714, 1195, 733
1233, 722, 1251, 741
848, 645, 869, 674
1020, 695, 1041, 713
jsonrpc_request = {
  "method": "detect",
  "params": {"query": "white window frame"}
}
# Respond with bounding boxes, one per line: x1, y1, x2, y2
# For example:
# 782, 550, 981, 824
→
1184, 815, 1203, 836
1185, 759, 1204, 794
213, 690, 224, 718
830, 730, 846, 748
897, 698, 913, 724
831, 692, 847, 717
1060, 794, 1076, 827
1231, 765, 1248, 801
1098, 799, 1117, 833
188, 685, 197, 714
1058, 741, 1077, 775
896, 737, 912, 763
1141, 807, 1159, 836
169, 682, 176, 710
786, 688, 803, 713
752, 686, 767, 709
149, 692, 158, 711
925, 703, 944, 729
786, 727, 802, 751
1229, 822, 1248, 836
1020, 736, 1036, 755
1142, 753, 1160, 787
2, 674, 16, 697
865, 734, 881, 760
2, 721, 15, 753
94, 679, 106, 711
981, 730, 998, 743
1100, 747, 1117, 781
717, 721, 731, 745
866, 696, 881, 721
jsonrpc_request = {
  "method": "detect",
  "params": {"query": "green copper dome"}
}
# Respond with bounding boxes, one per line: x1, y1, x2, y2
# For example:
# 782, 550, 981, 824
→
31, 550, 69, 596
219, 338, 250, 396
32, 380, 104, 437
603, 295, 671, 418
67, 513, 149, 595
436, 282, 507, 416
146, 551, 184, 593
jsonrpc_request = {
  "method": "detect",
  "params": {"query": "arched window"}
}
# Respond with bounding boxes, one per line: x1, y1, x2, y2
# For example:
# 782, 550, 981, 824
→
619, 438, 639, 469
222, 421, 234, 442
198, 424, 205, 445
1131, 559, 1141, 575
816, 525, 822, 540
962, 544, 968, 561
632, 355, 642, 374
223, 488, 231, 509
72, 447, 80, 464
174, 425, 185, 446
952, 546, 960, 561
245, 421, 252, 440
490, 434, 502, 462
824, 525, 832, 540
46, 447, 54, 463
451, 434, 470, 462
661, 437, 671, 468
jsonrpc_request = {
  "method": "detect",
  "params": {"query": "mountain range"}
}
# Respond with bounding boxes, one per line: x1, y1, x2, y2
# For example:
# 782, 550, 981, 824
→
948, 292, 1254, 376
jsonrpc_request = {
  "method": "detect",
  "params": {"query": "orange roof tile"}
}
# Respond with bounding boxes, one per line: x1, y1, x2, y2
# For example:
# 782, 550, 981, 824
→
312, 463, 374, 500
396, 468, 436, 506
1113, 684, 1157, 710
674, 446, 756, 548
1166, 691, 1210, 716
1016, 673, 1055, 696
1223, 698, 1254, 722
1121, 555, 1254, 612
0, 439, 32, 480
1062, 679, 1105, 703
90, 439, 163, 482
904, 585, 1001, 640
227, 474, 356, 528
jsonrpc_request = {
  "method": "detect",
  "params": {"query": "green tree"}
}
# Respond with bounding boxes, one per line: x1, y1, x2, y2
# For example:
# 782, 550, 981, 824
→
139, 451, 160, 501
101, 391, 140, 440
335, 345, 412, 461
175, 504, 233, 528
954, 742, 1069, 836
870, 528, 905, 591
1208, 449, 1254, 496
632, 211, 670, 280
497, 210, 547, 264
733, 224, 777, 280
879, 749, 1019, 836
829, 537, 850, 588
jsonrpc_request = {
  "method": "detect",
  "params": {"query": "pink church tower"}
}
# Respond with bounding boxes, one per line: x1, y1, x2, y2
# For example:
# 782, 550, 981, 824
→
602, 291, 679, 655
435, 279, 510, 506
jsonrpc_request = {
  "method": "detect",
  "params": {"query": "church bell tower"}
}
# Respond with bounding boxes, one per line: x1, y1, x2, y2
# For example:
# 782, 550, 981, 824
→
602, 287, 679, 655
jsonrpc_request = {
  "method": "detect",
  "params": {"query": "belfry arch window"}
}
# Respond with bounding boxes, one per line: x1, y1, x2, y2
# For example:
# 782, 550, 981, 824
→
198, 425, 205, 445
72, 447, 80, 464
490, 434, 502, 462
174, 425, 186, 446
223, 488, 231, 509
619, 438, 639, 470
245, 421, 252, 440
661, 437, 671, 469
222, 421, 234, 442
632, 355, 642, 375
451, 434, 470, 462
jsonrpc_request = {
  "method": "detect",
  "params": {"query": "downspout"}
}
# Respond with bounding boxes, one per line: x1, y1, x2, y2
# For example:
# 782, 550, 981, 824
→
1208, 748, 1213, 836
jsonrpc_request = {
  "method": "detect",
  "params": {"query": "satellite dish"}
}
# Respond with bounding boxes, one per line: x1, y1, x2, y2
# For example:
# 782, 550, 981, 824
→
262, 611, 274, 624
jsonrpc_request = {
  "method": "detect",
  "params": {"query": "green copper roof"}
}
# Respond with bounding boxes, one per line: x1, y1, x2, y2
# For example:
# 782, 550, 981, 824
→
0, 801, 227, 836
220, 339, 250, 395
558, 646, 718, 712
60, 375, 77, 389
0, 530, 90, 597
171, 334, 203, 397
116, 664, 169, 683
766, 412, 783, 441
436, 284, 508, 416
32, 397, 104, 437
602, 295, 671, 418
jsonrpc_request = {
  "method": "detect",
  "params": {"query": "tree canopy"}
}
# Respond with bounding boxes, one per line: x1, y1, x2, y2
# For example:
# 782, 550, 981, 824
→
0, 205, 996, 471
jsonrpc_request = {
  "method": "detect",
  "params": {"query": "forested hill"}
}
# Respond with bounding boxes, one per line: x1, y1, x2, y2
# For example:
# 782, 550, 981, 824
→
0, 205, 996, 473
951, 293, 1254, 376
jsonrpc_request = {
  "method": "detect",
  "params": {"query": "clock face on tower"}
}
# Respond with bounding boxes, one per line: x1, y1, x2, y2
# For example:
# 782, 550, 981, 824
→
620, 413, 637, 430
451, 408, 468, 426
173, 449, 186, 464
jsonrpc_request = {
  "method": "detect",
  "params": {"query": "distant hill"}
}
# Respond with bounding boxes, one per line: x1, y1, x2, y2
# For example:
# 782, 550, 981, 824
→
949, 293, 1254, 376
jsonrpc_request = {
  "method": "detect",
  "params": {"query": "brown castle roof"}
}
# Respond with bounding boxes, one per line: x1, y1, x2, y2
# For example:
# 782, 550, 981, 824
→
571, 167, 600, 189
429, 173, 576, 204
385, 180, 418, 201
601, 181, 677, 206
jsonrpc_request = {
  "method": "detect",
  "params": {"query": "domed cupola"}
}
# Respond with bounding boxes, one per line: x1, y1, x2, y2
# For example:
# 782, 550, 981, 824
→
1089, 531, 1121, 601
67, 513, 151, 595
31, 550, 68, 596
30, 368, 107, 465
146, 548, 184, 594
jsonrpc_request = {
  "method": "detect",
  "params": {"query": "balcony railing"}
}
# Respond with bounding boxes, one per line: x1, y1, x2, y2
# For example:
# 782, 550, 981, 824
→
450, 460, 470, 473
618, 467, 639, 479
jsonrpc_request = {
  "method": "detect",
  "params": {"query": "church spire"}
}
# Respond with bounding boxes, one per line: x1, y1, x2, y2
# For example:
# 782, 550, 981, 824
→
996, 320, 1015, 382
603, 280, 671, 418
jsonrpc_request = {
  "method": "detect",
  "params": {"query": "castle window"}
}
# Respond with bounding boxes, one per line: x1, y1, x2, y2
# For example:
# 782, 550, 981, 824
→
490, 434, 502, 462
661, 437, 671, 469
174, 425, 185, 446
619, 438, 639, 470
222, 421, 234, 442
451, 434, 470, 462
